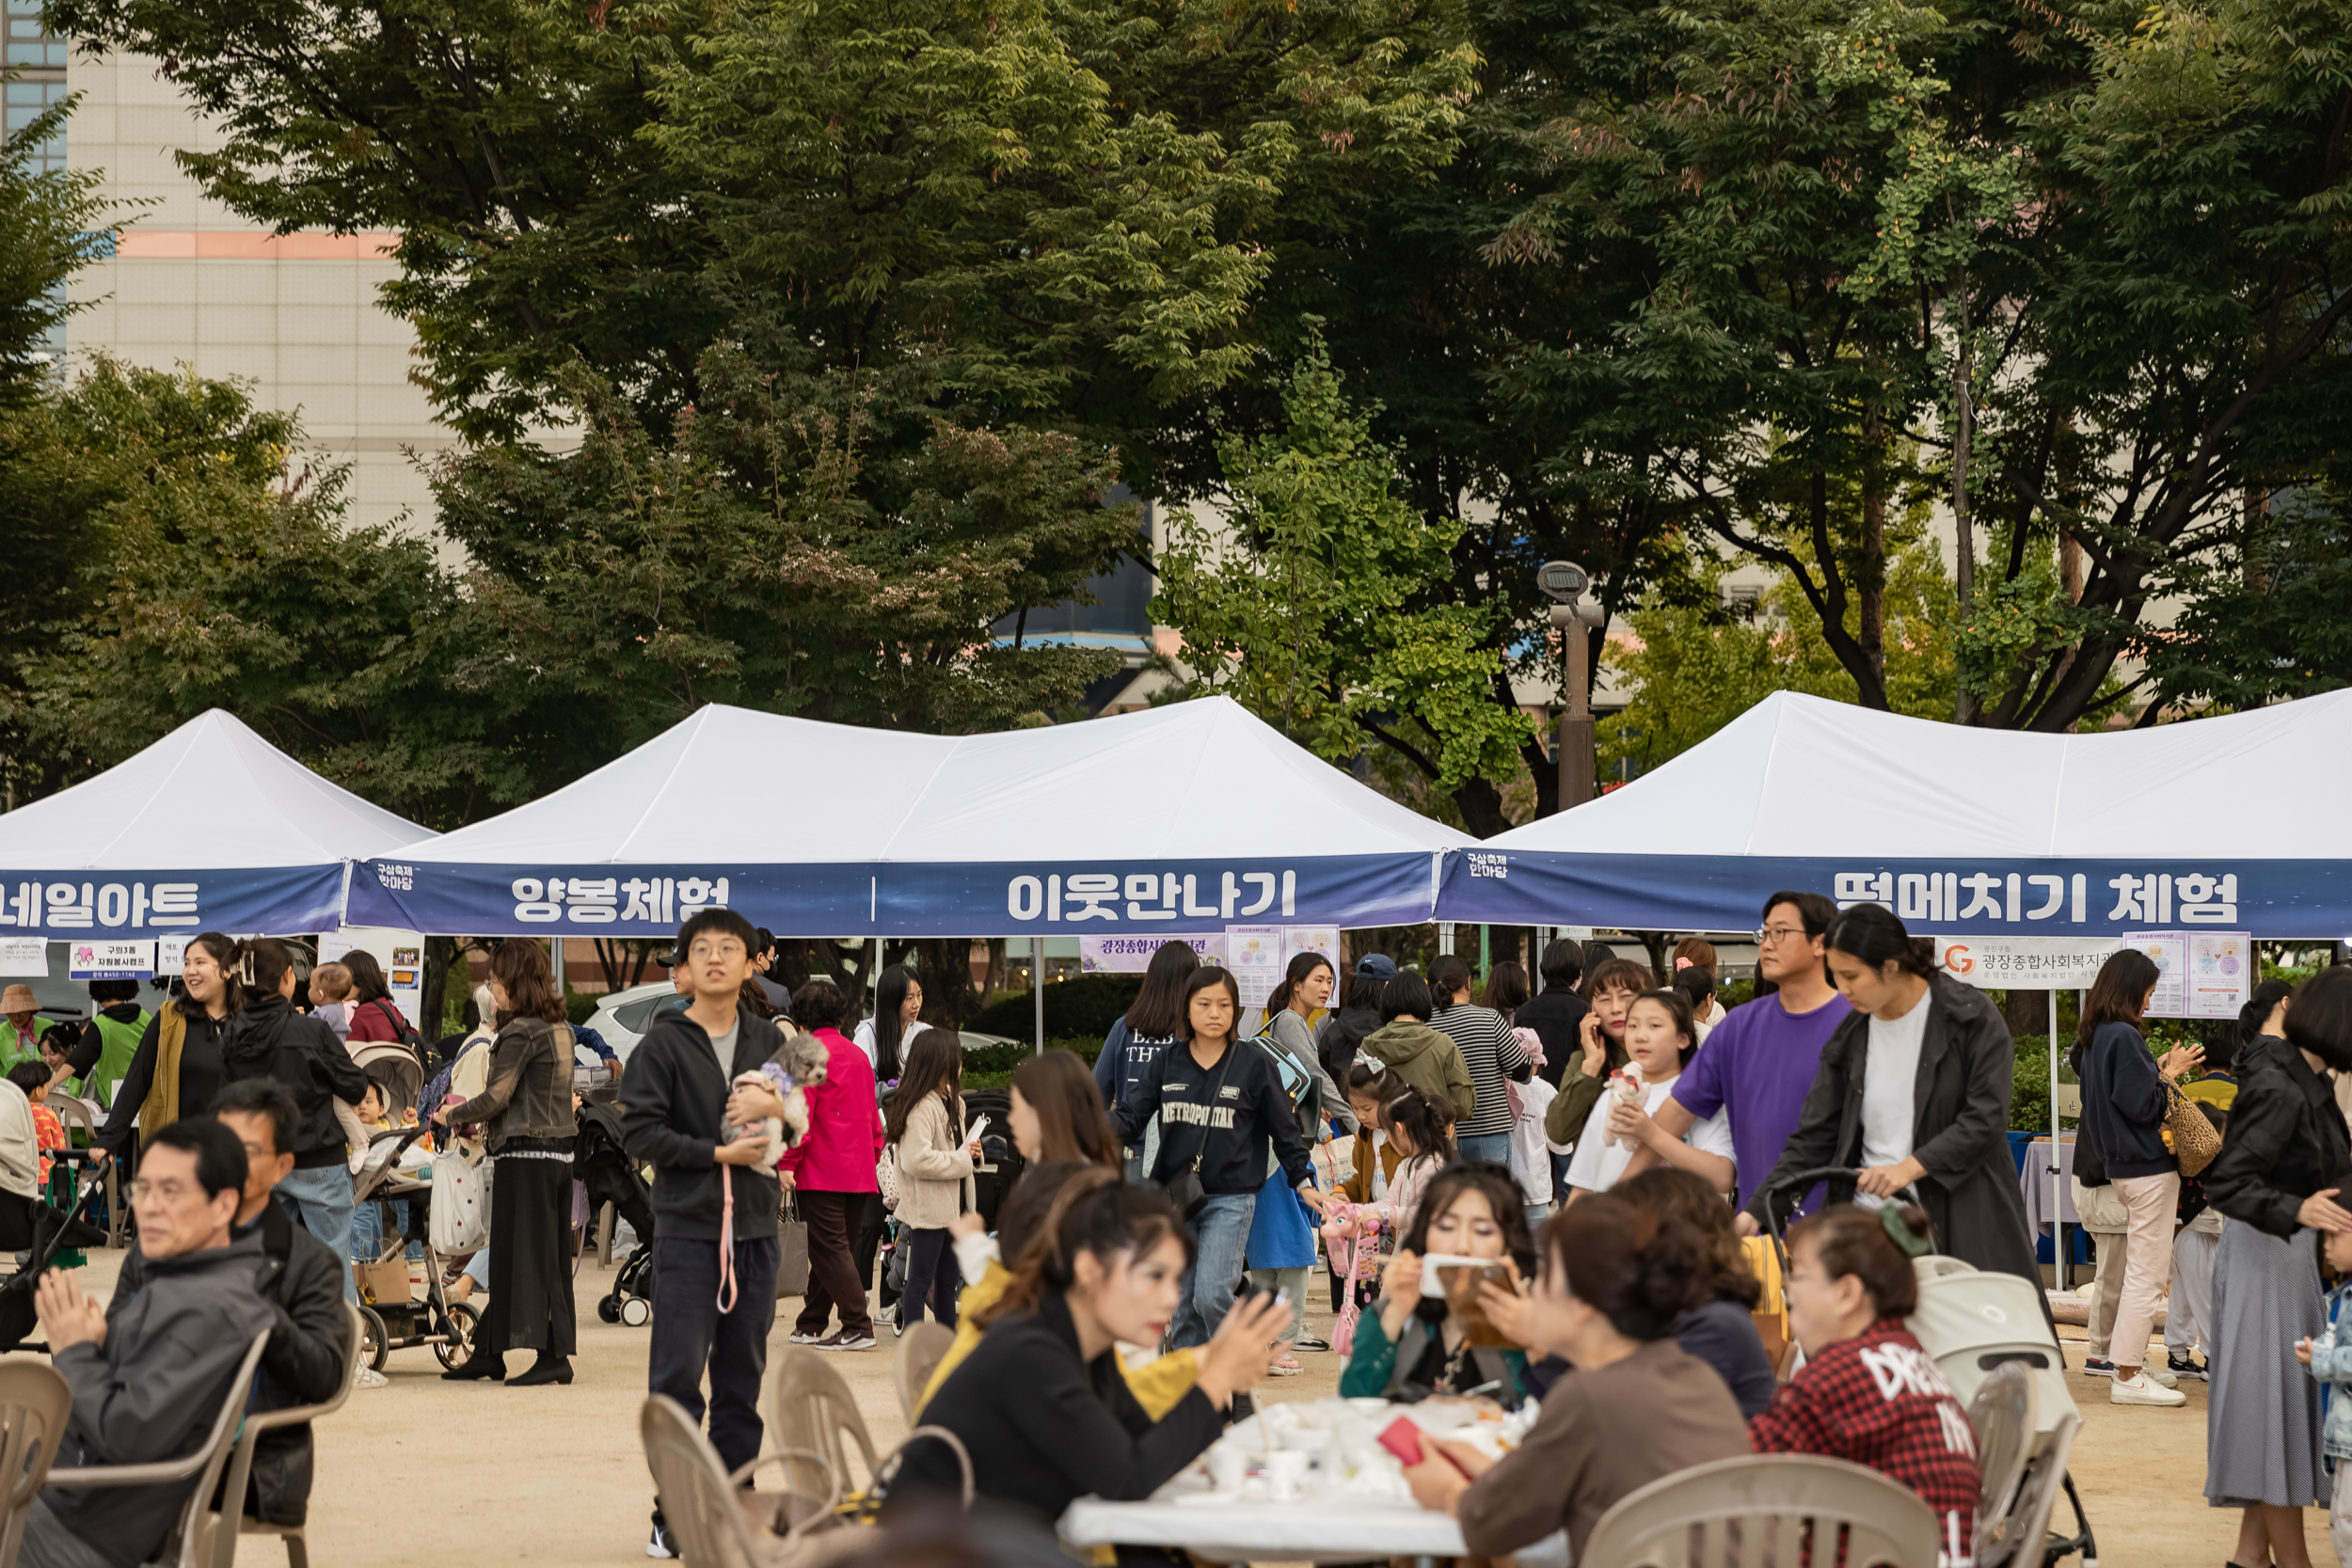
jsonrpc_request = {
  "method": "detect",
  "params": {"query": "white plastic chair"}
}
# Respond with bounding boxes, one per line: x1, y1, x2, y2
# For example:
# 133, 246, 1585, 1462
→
209, 1302, 366, 1568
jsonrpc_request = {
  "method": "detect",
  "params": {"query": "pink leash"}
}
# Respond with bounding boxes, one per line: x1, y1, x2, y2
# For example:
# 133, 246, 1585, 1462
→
716, 1164, 738, 1313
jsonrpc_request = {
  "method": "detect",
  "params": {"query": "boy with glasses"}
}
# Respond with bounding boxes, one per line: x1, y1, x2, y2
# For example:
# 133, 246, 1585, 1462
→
1622, 892, 1850, 1216
622, 909, 792, 1560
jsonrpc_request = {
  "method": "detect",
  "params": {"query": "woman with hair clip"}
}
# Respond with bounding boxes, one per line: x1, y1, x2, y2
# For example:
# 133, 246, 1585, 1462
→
1426, 953, 1532, 1165
91, 931, 244, 1167
1740, 904, 2042, 1296
1096, 942, 1200, 1180
1749, 1202, 1982, 1554
1401, 1196, 1747, 1560
437, 939, 580, 1386
2201, 965, 2352, 1568
219, 938, 371, 1293
1341, 1164, 1538, 1403
891, 1174, 1291, 1549
2076, 945, 2202, 1406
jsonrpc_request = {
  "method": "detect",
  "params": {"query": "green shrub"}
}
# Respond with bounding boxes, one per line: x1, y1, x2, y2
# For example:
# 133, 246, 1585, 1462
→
963, 1039, 1096, 1091
566, 990, 598, 1027
966, 974, 1141, 1041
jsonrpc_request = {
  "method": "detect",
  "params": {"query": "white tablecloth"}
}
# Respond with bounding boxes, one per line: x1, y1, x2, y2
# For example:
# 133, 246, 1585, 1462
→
1059, 1495, 1569, 1565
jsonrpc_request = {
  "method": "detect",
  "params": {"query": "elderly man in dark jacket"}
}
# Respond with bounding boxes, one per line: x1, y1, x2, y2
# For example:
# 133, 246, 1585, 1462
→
25, 1119, 276, 1568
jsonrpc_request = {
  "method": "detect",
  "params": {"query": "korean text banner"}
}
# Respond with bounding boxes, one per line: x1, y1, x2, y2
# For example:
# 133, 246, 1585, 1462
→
349, 853, 1442, 937
0, 865, 348, 939
1437, 852, 2352, 938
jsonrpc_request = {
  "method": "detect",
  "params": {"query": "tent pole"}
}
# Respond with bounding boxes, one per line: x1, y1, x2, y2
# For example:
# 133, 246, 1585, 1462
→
1032, 938, 1045, 1055
2050, 988, 2064, 1290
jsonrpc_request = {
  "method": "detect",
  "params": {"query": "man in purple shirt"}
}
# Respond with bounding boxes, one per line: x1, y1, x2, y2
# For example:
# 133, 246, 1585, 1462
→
1625, 890, 1850, 1214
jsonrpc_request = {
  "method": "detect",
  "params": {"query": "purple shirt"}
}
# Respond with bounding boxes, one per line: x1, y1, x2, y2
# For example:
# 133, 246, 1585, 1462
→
1672, 990, 1853, 1212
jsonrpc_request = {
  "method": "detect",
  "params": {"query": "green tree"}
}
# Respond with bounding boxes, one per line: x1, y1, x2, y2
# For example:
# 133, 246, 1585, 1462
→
1150, 342, 1534, 815
5, 358, 524, 824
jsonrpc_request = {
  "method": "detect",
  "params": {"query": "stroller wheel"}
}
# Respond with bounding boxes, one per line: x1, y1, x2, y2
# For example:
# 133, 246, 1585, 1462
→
620, 1296, 651, 1327
597, 1297, 621, 1324
358, 1307, 390, 1373
436, 1301, 482, 1370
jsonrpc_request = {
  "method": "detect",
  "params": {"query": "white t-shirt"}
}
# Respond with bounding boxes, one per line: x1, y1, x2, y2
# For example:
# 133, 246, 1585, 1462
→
1859, 990, 1931, 1173
851, 1016, 930, 1072
1565, 1072, 1734, 1196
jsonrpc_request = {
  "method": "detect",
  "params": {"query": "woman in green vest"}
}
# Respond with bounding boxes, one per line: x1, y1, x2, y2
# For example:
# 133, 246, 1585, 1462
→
0, 986, 50, 1069
89, 931, 243, 1168
63, 981, 151, 1104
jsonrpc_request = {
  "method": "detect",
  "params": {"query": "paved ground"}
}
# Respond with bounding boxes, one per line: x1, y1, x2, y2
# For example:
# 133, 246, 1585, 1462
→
30, 1247, 2328, 1567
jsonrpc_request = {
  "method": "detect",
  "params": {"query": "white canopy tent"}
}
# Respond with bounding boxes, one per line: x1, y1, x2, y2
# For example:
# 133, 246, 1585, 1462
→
0, 708, 433, 938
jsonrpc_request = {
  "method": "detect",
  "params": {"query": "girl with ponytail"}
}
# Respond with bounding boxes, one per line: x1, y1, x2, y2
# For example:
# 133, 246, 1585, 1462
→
890, 1176, 1291, 1533
1400, 1196, 1748, 1560
1741, 903, 2045, 1299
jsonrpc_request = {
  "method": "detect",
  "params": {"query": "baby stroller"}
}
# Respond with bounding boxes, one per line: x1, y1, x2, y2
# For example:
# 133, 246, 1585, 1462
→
1756, 1165, 2096, 1568
0, 1183, 109, 1353
350, 1038, 426, 1117
352, 1126, 481, 1371
578, 1101, 656, 1326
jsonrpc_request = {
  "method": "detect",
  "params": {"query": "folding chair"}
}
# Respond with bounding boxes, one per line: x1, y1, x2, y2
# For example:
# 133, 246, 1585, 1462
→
0, 1360, 72, 1565
209, 1303, 366, 1568
1580, 1453, 1938, 1568
43, 1332, 271, 1568
892, 1322, 955, 1423
642, 1396, 844, 1568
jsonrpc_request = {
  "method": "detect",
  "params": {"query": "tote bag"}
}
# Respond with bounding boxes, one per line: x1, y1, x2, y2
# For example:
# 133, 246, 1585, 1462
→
430, 1148, 489, 1252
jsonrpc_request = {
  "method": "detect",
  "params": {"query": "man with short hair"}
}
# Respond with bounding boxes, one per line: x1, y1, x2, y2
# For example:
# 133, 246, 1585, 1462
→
106, 1080, 353, 1528
749, 928, 793, 1014
24, 1119, 275, 1568
622, 908, 790, 1560
1514, 939, 1590, 1091
1623, 891, 1852, 1217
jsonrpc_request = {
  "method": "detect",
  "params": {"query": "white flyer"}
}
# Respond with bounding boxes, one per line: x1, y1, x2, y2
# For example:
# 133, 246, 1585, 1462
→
2121, 932, 2189, 1017
1224, 926, 1285, 1007
2185, 931, 2254, 1020
0, 937, 47, 976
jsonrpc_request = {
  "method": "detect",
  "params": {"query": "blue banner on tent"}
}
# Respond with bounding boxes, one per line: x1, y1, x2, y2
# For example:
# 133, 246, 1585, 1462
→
1438, 852, 2352, 939
0, 865, 349, 938
349, 853, 1442, 937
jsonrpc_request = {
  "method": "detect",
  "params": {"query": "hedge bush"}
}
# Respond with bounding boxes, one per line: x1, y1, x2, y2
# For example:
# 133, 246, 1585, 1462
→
965, 974, 1140, 1041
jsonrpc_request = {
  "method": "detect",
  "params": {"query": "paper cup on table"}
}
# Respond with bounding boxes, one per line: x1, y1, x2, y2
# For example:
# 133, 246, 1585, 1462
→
1206, 1446, 1248, 1493
1266, 1449, 1309, 1501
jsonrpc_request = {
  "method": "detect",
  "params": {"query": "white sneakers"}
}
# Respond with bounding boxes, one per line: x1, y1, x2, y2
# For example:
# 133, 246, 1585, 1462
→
2109, 1370, 2187, 1406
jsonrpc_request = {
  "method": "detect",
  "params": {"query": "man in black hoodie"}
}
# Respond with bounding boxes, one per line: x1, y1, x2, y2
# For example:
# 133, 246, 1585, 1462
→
620, 908, 788, 1560
218, 940, 369, 1304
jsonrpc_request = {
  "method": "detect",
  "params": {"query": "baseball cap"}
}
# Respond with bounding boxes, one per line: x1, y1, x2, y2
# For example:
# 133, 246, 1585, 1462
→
1354, 954, 1399, 980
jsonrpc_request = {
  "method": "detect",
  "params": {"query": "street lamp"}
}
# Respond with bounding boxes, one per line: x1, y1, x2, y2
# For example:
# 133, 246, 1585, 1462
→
1538, 562, 1607, 811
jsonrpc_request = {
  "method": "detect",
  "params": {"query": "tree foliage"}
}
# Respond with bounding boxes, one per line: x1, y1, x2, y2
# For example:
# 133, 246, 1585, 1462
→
1150, 341, 1534, 805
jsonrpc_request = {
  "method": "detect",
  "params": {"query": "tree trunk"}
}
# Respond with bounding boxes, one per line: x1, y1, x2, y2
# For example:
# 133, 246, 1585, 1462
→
1452, 777, 1516, 839
1860, 402, 1887, 686
421, 936, 458, 1042
2059, 531, 2084, 604
2002, 988, 2052, 1044
915, 939, 982, 1027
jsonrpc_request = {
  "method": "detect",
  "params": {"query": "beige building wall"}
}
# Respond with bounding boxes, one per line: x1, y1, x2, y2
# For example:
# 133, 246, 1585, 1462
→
64, 49, 449, 540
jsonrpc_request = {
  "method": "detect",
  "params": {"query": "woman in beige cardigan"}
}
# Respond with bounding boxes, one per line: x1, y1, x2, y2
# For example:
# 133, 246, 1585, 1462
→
883, 1029, 981, 1331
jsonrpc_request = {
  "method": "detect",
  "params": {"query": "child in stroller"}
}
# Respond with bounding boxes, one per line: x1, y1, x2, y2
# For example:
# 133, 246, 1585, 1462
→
578, 1101, 657, 1325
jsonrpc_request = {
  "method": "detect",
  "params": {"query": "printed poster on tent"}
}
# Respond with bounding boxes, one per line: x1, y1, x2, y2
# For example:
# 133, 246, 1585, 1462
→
1282, 927, 1340, 975
2122, 931, 2189, 1017
0, 938, 45, 976
1078, 934, 1225, 974
1929, 935, 2122, 990
1225, 926, 1284, 1007
69, 941, 154, 980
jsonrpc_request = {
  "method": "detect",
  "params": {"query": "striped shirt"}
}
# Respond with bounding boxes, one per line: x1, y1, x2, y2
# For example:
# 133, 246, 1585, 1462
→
1431, 1003, 1532, 1138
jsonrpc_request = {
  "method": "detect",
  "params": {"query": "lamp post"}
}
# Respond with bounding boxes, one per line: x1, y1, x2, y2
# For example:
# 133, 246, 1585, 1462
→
1538, 562, 1607, 811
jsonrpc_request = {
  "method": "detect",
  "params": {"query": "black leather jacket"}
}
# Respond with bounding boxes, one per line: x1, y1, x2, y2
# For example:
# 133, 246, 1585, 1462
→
2205, 1036, 2351, 1238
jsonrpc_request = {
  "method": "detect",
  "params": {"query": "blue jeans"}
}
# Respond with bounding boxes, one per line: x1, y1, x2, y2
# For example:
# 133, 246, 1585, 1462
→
1170, 1191, 1255, 1350
352, 1196, 424, 1264
1456, 1132, 1512, 1165
276, 1164, 358, 1303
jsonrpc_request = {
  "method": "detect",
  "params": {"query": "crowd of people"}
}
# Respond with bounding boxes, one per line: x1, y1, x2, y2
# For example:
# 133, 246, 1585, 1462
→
14, 887, 2352, 1568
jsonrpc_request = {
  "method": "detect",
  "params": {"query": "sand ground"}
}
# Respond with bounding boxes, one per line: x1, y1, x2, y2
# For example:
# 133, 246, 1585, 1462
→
32, 1246, 2332, 1567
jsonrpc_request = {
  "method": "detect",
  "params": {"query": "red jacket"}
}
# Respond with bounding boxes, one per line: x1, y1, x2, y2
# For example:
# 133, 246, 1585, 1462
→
775, 1028, 884, 1194
346, 998, 409, 1044
1749, 1320, 1980, 1567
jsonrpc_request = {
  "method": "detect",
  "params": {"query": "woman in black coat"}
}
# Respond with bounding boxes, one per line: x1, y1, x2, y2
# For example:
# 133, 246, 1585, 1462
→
891, 1172, 1289, 1551
1745, 905, 2041, 1293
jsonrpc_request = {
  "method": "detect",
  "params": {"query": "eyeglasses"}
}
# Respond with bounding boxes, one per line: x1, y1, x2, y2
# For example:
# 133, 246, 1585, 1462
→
1756, 925, 1811, 946
129, 1179, 197, 1204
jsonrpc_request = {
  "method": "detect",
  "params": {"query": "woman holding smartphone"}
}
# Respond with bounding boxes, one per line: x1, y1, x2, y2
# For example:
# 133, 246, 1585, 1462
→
1341, 1164, 1537, 1403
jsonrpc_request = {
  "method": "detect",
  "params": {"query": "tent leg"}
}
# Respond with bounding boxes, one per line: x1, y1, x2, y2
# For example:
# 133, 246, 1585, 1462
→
1032, 938, 1045, 1055
2050, 989, 2065, 1290
1438, 923, 1454, 958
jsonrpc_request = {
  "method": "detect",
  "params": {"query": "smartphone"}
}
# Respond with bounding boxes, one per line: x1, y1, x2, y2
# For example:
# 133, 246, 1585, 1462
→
1376, 1416, 1426, 1467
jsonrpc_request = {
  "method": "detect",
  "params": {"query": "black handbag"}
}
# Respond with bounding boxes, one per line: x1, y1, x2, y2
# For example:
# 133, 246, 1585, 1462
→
1153, 1046, 1235, 1222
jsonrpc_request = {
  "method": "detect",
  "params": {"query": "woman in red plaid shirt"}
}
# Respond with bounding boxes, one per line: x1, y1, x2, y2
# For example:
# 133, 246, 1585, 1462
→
1751, 1203, 1981, 1567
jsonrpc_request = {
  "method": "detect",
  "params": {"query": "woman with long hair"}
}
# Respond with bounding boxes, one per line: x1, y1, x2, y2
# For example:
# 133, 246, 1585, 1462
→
92, 931, 244, 1166
1425, 953, 1532, 1165
892, 1175, 1287, 1539
1249, 950, 1349, 1368
1094, 942, 1199, 1179
2202, 966, 2352, 1568
1112, 968, 1327, 1347
854, 964, 927, 1081
1482, 961, 1531, 1022
1010, 1050, 1123, 1167
438, 940, 580, 1385
1341, 1163, 1538, 1402
342, 950, 412, 1045
884, 1029, 978, 1330
1742, 903, 2042, 1296
2165, 980, 2285, 1380
1400, 1196, 1746, 1560
2076, 946, 2203, 1406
